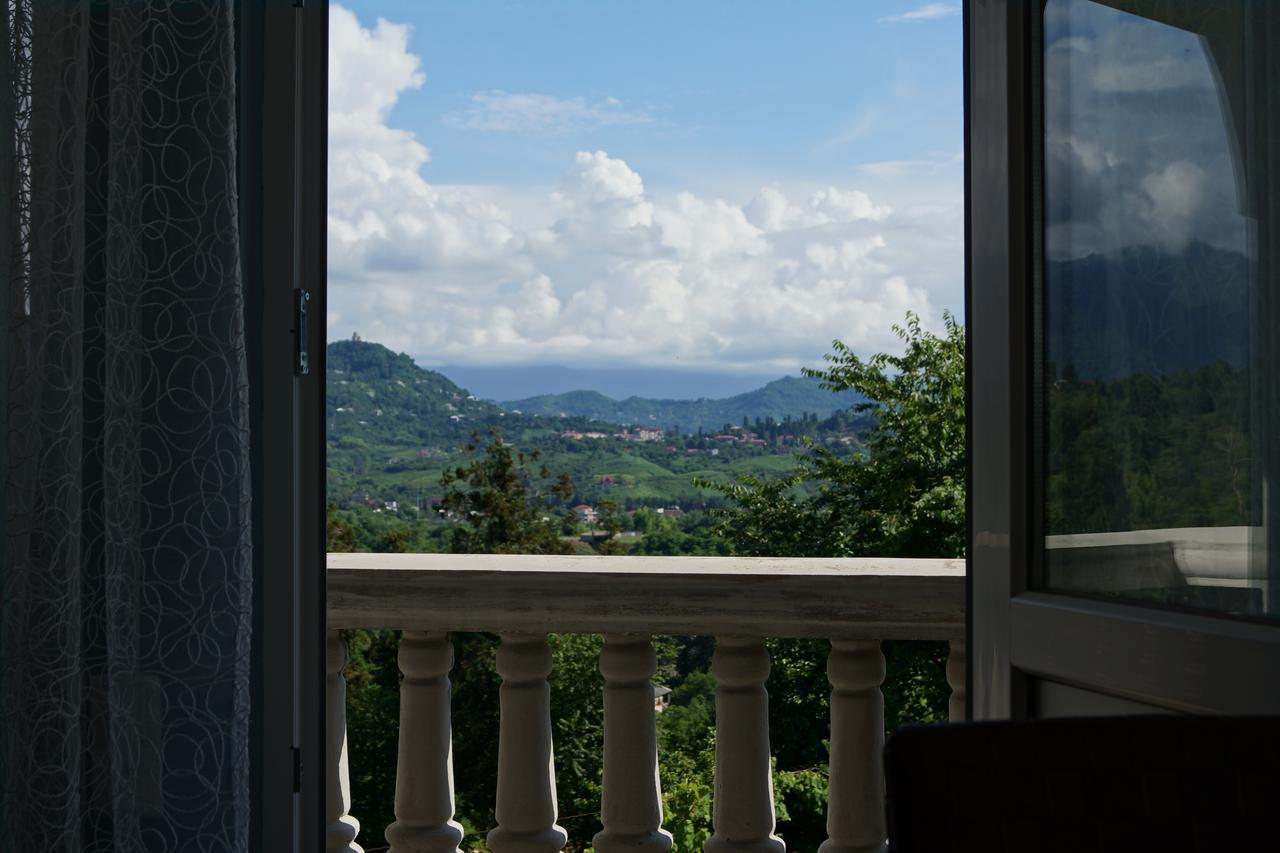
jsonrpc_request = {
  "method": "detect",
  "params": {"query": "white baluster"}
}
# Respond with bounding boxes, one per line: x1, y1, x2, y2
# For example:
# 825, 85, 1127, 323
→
593, 635, 673, 853
947, 640, 966, 722
819, 640, 885, 853
704, 636, 784, 853
488, 633, 567, 853
327, 631, 365, 853
386, 632, 464, 853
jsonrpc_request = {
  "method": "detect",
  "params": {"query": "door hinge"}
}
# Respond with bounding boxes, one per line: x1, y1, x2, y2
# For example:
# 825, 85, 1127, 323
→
294, 289, 311, 376
292, 746, 302, 792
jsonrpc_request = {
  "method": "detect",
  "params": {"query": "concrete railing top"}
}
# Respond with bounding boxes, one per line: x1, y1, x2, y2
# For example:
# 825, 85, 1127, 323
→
327, 553, 965, 640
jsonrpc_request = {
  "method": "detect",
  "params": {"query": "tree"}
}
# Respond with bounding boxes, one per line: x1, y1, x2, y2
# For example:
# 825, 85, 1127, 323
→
699, 311, 965, 813
342, 431, 598, 850
440, 429, 575, 555
594, 499, 626, 555
703, 311, 965, 558
327, 502, 358, 553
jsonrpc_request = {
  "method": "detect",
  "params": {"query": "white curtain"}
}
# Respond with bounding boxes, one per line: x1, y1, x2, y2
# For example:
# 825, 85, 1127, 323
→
1, 1, 252, 850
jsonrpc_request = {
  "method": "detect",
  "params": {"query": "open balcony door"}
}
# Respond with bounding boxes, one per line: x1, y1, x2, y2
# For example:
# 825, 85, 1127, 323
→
967, 0, 1280, 718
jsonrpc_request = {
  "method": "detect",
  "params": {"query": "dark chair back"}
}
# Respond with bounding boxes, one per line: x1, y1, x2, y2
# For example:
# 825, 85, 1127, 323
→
884, 716, 1279, 852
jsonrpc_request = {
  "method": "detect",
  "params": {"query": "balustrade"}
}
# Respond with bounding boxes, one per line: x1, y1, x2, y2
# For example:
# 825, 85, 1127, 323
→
385, 631, 464, 853
594, 634, 671, 853
326, 554, 965, 852
327, 632, 364, 853
819, 641, 886, 853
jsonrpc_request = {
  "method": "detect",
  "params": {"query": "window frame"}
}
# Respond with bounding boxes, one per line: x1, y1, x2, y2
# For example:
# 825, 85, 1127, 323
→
965, 0, 1280, 719
243, 0, 329, 848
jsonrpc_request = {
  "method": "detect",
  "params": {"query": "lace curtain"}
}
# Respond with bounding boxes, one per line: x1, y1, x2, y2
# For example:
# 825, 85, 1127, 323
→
1, 2, 252, 850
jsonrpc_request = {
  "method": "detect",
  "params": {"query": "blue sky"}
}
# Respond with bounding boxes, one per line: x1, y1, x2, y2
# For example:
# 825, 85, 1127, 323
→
351, 1, 961, 190
328, 1, 964, 374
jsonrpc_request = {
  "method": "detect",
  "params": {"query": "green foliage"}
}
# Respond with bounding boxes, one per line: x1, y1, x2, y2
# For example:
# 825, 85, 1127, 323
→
1046, 361, 1251, 533
765, 639, 831, 771
882, 640, 952, 731
440, 431, 575, 555
327, 502, 358, 553
654, 672, 718, 852
657, 671, 717, 758
774, 766, 829, 852
449, 633, 502, 848
328, 502, 451, 554
701, 311, 966, 559
548, 633, 606, 847
659, 746, 716, 852
627, 512, 732, 556
341, 628, 403, 848
594, 500, 626, 555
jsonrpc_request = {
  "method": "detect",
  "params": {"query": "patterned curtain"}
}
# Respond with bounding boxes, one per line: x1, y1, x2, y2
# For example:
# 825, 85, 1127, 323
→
1, 2, 252, 851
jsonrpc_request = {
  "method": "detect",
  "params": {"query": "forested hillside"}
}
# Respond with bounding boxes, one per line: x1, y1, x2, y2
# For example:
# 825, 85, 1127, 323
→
328, 338, 502, 445
326, 339, 870, 513
504, 376, 865, 432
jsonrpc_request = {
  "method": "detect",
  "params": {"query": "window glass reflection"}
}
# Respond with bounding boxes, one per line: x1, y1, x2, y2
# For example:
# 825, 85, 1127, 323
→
1042, 0, 1277, 619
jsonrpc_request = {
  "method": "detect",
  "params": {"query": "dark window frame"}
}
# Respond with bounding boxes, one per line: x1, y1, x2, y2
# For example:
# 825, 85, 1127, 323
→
242, 1, 328, 848
966, 0, 1038, 721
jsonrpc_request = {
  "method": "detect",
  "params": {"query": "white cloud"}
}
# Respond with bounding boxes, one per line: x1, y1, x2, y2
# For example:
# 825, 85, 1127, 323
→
327, 5, 961, 372
744, 185, 890, 232
443, 91, 652, 132
1042, 1, 1247, 260
878, 3, 960, 24
328, 6, 429, 195
561, 150, 647, 204
1135, 160, 1211, 253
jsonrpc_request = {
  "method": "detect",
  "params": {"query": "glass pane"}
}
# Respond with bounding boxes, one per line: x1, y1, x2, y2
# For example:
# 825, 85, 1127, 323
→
1042, 0, 1279, 620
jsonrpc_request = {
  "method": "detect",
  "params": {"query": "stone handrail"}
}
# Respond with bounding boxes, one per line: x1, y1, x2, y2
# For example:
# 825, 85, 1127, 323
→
328, 553, 965, 639
326, 554, 966, 853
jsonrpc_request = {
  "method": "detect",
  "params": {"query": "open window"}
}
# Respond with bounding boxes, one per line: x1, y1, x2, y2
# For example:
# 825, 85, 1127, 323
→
969, 0, 1280, 717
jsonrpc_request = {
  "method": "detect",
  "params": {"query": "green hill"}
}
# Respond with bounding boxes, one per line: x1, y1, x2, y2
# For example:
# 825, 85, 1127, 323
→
504, 376, 864, 432
327, 339, 506, 446
326, 339, 866, 511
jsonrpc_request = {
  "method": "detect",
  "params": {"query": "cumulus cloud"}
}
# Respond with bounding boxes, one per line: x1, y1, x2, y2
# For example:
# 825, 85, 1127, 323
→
1043, 1, 1247, 259
443, 91, 652, 132
879, 3, 960, 24
327, 5, 961, 372
329, 6, 429, 194
745, 185, 891, 232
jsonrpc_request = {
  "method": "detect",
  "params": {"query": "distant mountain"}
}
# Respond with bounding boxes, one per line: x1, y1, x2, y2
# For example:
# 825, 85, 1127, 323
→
1047, 241, 1250, 381
504, 376, 864, 433
328, 339, 864, 439
435, 364, 780, 402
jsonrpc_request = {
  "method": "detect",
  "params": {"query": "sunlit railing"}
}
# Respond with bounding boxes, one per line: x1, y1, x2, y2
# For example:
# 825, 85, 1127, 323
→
326, 554, 966, 853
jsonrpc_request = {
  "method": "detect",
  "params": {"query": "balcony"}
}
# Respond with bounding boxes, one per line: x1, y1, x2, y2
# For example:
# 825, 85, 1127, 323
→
326, 554, 966, 853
